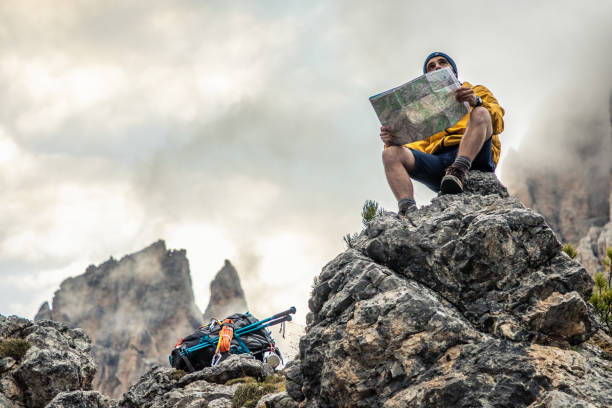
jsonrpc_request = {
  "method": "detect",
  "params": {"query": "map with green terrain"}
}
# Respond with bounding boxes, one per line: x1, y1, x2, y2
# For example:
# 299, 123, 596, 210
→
370, 67, 469, 145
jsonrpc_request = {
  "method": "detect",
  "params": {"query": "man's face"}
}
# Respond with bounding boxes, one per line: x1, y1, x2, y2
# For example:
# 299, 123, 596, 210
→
425, 56, 452, 73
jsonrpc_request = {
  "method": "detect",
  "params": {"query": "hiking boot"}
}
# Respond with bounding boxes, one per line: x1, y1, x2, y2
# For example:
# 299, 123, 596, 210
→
440, 165, 467, 194
398, 203, 418, 218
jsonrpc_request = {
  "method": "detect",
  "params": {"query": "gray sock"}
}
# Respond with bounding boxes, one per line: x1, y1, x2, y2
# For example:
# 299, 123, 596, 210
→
398, 198, 417, 212
453, 156, 472, 172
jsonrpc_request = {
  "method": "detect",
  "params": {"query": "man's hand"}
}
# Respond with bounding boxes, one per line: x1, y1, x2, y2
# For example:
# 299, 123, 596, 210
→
455, 86, 477, 107
380, 126, 397, 147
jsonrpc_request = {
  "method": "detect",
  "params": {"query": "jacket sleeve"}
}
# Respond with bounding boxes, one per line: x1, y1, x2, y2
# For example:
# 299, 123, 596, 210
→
473, 85, 504, 134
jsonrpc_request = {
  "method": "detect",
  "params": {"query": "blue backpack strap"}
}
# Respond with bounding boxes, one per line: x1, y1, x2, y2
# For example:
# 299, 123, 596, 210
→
234, 333, 252, 354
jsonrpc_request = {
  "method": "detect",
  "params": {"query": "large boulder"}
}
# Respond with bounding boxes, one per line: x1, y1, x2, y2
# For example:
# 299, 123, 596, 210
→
0, 315, 96, 408
292, 172, 612, 407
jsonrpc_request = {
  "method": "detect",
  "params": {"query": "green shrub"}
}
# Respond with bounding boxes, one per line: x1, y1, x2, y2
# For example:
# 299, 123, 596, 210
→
170, 369, 187, 381
232, 383, 265, 408
361, 200, 384, 227
590, 247, 612, 334
226, 376, 257, 386
562, 243, 578, 259
230, 373, 286, 407
261, 372, 286, 392
0, 339, 31, 361
343, 233, 359, 249
343, 200, 384, 249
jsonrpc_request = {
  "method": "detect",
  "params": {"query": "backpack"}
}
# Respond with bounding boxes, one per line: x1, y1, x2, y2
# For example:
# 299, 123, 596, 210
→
169, 311, 288, 372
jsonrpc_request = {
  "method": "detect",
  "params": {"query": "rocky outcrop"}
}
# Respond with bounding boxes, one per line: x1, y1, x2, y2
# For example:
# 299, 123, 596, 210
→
203, 260, 249, 321
0, 315, 96, 408
288, 172, 612, 407
46, 391, 117, 408
34, 240, 203, 399
118, 354, 290, 408
1, 315, 293, 408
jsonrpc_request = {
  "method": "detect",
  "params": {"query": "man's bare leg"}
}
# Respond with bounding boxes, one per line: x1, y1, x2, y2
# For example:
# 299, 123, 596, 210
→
440, 107, 493, 194
382, 146, 418, 213
457, 106, 493, 160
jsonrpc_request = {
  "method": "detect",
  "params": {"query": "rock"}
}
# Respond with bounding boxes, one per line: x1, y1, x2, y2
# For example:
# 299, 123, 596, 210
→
463, 170, 509, 197
0, 315, 96, 408
45, 390, 118, 408
176, 354, 273, 387
526, 291, 590, 345
291, 171, 612, 407
256, 392, 298, 408
529, 391, 598, 408
34, 240, 204, 398
202, 260, 248, 321
118, 354, 273, 408
283, 360, 304, 402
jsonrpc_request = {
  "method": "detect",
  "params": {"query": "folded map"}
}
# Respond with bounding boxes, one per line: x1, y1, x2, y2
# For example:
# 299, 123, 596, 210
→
369, 67, 470, 146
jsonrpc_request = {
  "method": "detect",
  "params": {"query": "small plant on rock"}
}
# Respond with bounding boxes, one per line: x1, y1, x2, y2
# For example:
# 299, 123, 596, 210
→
0, 338, 31, 361
590, 247, 612, 333
170, 369, 187, 381
361, 199, 384, 227
562, 243, 578, 259
343, 199, 385, 249
343, 233, 359, 249
230, 373, 285, 407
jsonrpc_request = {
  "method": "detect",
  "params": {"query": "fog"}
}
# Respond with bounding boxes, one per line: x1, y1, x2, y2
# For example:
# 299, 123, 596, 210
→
0, 1, 610, 323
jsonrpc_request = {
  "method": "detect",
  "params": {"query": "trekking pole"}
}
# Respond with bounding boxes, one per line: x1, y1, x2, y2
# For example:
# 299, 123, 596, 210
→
236, 307, 296, 334
234, 314, 292, 337
182, 307, 296, 356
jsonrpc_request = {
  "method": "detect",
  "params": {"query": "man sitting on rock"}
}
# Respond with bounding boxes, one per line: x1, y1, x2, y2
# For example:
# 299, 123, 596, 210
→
380, 52, 505, 216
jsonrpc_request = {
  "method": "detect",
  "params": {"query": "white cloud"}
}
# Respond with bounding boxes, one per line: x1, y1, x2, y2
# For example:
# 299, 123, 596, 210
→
0, 1, 610, 323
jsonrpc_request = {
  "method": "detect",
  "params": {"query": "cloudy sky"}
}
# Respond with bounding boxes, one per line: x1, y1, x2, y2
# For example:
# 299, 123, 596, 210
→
1, 1, 610, 324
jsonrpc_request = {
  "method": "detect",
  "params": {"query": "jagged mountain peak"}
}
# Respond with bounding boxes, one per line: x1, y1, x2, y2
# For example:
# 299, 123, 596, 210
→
33, 240, 203, 398
202, 259, 248, 321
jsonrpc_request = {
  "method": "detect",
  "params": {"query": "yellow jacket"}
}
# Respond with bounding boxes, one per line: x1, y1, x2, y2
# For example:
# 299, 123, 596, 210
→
405, 82, 504, 165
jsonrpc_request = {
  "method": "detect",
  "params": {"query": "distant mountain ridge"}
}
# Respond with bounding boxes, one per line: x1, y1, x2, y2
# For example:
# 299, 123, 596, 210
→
34, 240, 249, 398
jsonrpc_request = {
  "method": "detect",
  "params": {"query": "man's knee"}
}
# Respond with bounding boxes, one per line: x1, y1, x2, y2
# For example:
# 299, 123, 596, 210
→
382, 146, 413, 167
468, 106, 491, 127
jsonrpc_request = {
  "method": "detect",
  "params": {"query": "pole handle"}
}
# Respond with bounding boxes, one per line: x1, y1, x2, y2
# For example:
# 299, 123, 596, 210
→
272, 306, 296, 319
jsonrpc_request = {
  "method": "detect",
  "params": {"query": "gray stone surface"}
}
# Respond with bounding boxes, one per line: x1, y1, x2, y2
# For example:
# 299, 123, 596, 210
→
0, 315, 96, 408
283, 360, 303, 402
45, 390, 118, 408
256, 392, 298, 408
293, 172, 612, 407
118, 354, 272, 408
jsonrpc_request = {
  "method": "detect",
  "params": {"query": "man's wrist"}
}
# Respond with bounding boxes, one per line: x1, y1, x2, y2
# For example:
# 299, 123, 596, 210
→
473, 95, 483, 107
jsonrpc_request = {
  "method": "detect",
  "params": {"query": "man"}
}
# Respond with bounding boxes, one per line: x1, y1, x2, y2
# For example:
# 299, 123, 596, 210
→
380, 51, 504, 216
